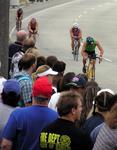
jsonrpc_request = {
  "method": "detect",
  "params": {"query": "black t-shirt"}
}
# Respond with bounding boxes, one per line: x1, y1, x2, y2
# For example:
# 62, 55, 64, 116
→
39, 118, 93, 150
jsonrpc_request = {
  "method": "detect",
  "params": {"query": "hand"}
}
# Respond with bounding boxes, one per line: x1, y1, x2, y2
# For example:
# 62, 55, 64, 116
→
99, 56, 103, 63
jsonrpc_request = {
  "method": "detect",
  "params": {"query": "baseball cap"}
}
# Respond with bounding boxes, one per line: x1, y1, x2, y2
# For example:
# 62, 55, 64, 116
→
35, 65, 58, 77
33, 76, 52, 99
3, 79, 21, 96
66, 75, 86, 88
97, 89, 115, 96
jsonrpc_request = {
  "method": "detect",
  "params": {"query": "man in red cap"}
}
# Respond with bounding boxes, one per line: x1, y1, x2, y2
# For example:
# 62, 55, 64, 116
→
1, 76, 58, 150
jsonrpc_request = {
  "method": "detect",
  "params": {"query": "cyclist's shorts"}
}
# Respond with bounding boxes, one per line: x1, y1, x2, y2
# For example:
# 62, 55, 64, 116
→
85, 50, 96, 59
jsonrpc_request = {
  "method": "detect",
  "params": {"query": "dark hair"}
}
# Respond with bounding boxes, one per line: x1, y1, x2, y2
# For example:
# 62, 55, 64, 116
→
18, 53, 36, 70
1, 91, 20, 107
59, 72, 75, 92
52, 61, 66, 74
46, 56, 58, 68
82, 86, 100, 120
93, 91, 114, 114
57, 91, 82, 116
107, 94, 117, 111
36, 56, 46, 69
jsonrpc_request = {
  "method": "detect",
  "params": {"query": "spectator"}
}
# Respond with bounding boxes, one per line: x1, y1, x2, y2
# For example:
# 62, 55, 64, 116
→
46, 55, 58, 68
83, 89, 114, 135
0, 79, 21, 137
66, 75, 87, 97
39, 91, 93, 150
1, 76, 58, 150
25, 47, 40, 58
93, 94, 117, 150
14, 53, 36, 107
36, 56, 46, 69
8, 30, 27, 78
52, 60, 66, 93
32, 65, 58, 84
23, 37, 36, 52
48, 72, 75, 111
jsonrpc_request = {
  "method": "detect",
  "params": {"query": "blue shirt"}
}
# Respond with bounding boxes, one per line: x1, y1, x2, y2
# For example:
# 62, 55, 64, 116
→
2, 105, 58, 150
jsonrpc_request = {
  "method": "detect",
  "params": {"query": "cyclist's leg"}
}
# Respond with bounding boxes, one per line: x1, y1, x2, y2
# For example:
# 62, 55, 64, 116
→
71, 38, 74, 53
82, 51, 88, 73
78, 39, 81, 50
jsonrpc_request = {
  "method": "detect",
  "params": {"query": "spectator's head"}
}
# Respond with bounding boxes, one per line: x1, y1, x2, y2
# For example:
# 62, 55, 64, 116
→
23, 37, 36, 52
1, 79, 21, 107
32, 76, 52, 104
18, 53, 36, 73
56, 91, 83, 122
36, 56, 46, 69
105, 94, 117, 129
66, 75, 86, 96
52, 61, 66, 75
59, 72, 75, 92
83, 85, 101, 118
16, 30, 27, 44
25, 47, 40, 58
33, 65, 58, 83
46, 56, 58, 68
93, 89, 115, 115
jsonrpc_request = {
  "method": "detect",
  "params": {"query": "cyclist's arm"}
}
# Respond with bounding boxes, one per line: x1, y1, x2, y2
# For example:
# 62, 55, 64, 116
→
70, 28, 74, 39
28, 23, 33, 33
78, 30, 82, 39
81, 42, 87, 57
34, 22, 38, 33
96, 41, 104, 57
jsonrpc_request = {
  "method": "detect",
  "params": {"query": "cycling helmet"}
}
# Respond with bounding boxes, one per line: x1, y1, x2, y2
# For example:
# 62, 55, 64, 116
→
73, 22, 79, 29
31, 18, 36, 24
86, 36, 94, 45
17, 8, 23, 13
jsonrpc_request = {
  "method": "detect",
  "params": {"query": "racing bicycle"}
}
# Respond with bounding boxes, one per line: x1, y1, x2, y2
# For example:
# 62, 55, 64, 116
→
86, 55, 101, 81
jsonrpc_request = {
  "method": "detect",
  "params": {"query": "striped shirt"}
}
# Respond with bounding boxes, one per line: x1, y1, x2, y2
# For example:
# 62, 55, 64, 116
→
93, 123, 117, 150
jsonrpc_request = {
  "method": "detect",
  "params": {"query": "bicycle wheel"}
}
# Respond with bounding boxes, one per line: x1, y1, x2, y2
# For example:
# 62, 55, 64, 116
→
73, 46, 79, 61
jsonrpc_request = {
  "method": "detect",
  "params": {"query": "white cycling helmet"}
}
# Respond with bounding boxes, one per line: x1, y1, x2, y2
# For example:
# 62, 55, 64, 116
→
73, 22, 79, 28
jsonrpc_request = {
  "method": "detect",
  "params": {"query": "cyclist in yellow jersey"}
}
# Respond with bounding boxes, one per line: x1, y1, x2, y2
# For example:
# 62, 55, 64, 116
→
81, 36, 104, 73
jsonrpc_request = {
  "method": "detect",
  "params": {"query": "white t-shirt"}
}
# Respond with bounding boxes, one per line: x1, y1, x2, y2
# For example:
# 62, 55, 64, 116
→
48, 93, 60, 111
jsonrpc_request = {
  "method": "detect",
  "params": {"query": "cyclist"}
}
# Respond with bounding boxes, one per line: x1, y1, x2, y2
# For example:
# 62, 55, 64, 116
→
28, 18, 38, 38
70, 22, 82, 53
81, 36, 104, 73
16, 8, 23, 31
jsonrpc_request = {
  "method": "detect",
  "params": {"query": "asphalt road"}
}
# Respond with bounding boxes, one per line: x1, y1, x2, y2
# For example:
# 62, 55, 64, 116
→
10, 0, 117, 92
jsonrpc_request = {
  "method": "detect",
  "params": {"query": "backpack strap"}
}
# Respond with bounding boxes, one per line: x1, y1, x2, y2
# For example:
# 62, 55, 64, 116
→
17, 76, 30, 82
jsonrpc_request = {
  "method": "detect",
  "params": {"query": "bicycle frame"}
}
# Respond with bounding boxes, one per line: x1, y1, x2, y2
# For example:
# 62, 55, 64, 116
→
86, 55, 100, 81
73, 38, 79, 61
86, 58, 95, 80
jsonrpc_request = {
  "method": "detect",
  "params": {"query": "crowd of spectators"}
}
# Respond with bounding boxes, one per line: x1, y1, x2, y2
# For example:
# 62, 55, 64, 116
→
0, 29, 117, 150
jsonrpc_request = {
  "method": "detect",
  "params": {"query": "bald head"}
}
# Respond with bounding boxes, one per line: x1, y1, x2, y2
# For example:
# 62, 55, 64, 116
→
16, 30, 27, 43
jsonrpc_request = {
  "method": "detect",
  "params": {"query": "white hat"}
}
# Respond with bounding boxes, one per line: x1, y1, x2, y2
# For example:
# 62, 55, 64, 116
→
36, 65, 58, 77
97, 89, 115, 96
